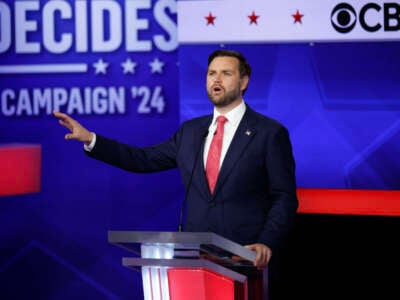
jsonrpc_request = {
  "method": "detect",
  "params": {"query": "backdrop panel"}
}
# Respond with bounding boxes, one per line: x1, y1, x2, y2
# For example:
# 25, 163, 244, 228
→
0, 1, 181, 299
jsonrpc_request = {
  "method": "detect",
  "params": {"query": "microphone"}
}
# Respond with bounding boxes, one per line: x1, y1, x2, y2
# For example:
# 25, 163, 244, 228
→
178, 130, 208, 232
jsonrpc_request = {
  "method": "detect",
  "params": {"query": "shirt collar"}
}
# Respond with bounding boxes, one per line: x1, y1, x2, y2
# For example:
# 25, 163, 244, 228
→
212, 100, 246, 127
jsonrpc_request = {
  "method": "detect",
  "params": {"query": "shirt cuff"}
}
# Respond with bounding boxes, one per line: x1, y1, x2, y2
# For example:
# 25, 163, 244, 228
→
84, 133, 96, 152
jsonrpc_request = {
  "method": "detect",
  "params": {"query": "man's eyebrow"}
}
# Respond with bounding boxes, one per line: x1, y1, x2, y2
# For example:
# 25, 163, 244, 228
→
207, 68, 235, 73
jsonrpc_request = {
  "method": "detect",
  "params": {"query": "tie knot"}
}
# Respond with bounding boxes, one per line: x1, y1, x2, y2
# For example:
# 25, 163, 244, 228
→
217, 115, 228, 125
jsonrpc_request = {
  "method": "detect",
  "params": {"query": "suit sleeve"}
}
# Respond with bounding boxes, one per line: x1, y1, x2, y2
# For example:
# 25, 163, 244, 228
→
258, 126, 298, 252
85, 131, 181, 173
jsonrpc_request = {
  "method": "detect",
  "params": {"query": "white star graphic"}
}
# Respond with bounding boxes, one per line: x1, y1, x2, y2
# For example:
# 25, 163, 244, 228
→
93, 58, 109, 75
121, 58, 137, 74
149, 57, 164, 74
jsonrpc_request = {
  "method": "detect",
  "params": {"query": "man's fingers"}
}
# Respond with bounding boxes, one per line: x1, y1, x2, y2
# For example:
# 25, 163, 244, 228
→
59, 119, 73, 131
245, 245, 256, 251
54, 111, 74, 125
53, 111, 68, 120
256, 252, 266, 268
55, 111, 80, 133
231, 255, 246, 262
245, 243, 272, 270
54, 110, 91, 143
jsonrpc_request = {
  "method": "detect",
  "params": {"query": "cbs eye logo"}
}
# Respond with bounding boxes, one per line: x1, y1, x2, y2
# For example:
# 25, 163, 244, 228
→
331, 2, 400, 33
331, 3, 357, 33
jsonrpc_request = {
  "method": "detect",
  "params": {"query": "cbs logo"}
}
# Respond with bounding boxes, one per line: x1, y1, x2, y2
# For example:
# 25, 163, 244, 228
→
331, 2, 400, 33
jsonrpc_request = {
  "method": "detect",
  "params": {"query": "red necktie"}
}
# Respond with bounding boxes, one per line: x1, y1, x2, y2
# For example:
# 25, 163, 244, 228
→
206, 115, 228, 194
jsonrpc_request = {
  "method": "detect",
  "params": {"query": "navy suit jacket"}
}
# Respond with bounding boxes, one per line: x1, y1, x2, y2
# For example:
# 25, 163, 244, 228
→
87, 105, 298, 252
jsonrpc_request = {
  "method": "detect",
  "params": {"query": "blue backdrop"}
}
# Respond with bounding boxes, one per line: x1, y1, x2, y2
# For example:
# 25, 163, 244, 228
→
1, 0, 181, 299
179, 42, 400, 190
1, 0, 399, 299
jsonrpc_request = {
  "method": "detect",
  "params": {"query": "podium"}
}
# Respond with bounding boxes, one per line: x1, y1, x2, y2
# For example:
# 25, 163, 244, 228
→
108, 231, 268, 300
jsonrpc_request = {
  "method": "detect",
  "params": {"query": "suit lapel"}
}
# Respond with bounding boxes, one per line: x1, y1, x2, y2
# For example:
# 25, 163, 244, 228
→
212, 108, 258, 199
192, 116, 213, 198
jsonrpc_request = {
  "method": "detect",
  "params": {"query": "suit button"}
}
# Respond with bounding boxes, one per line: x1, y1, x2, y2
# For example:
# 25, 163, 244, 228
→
209, 201, 216, 207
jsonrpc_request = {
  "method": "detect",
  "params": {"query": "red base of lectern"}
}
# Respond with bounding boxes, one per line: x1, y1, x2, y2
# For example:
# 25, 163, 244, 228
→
108, 231, 268, 300
168, 268, 238, 300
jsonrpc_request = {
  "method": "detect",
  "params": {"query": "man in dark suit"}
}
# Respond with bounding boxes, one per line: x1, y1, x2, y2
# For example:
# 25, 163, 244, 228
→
54, 49, 298, 299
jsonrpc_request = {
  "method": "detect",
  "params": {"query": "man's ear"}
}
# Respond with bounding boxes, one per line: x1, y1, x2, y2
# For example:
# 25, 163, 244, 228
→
240, 75, 249, 93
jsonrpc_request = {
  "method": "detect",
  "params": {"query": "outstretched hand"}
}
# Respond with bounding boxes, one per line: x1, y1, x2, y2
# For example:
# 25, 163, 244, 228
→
53, 111, 93, 145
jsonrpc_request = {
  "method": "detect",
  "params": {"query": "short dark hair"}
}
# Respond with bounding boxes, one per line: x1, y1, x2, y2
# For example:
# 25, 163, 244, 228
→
208, 49, 252, 78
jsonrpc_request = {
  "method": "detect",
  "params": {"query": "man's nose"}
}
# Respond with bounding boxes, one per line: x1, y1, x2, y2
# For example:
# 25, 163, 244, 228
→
214, 73, 222, 82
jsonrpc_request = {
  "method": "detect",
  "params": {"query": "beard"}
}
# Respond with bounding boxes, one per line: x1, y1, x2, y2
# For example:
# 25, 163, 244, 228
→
207, 85, 241, 108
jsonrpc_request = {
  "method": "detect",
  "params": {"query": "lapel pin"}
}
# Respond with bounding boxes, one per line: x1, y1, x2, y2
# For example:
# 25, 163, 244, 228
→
245, 130, 251, 136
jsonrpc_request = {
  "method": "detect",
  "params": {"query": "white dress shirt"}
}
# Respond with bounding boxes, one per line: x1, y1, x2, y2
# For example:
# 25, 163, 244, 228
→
84, 133, 96, 152
203, 101, 246, 168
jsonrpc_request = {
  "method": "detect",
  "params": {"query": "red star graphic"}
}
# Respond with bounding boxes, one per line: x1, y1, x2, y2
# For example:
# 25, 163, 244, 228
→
205, 12, 216, 25
292, 9, 304, 24
248, 11, 259, 25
